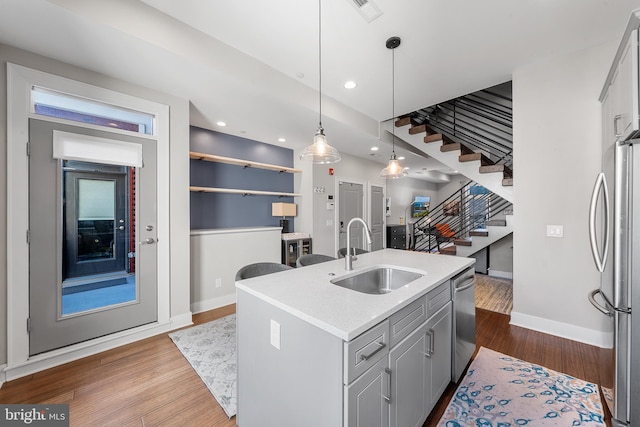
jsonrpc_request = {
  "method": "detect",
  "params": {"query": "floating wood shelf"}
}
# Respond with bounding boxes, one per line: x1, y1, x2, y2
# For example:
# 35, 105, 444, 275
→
189, 186, 301, 197
189, 151, 302, 174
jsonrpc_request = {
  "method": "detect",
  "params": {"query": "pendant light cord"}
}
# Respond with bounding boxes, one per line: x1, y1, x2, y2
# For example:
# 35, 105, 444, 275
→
391, 45, 395, 155
318, 0, 323, 130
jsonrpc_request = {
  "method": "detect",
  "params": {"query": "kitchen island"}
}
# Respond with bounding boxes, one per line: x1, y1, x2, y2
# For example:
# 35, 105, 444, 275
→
235, 249, 475, 427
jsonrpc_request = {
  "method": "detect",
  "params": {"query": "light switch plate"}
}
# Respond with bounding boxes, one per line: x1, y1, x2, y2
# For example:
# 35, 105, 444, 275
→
270, 320, 281, 349
546, 225, 564, 238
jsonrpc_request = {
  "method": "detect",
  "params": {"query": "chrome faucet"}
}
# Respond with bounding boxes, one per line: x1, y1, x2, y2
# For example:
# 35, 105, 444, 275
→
345, 217, 373, 271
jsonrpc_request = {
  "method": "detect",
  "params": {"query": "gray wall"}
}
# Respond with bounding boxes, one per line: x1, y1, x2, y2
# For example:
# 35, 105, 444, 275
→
512, 40, 616, 345
190, 126, 295, 229
0, 43, 191, 366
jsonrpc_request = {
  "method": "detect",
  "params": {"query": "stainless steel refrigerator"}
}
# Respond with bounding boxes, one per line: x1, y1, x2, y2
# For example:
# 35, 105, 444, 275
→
588, 139, 640, 427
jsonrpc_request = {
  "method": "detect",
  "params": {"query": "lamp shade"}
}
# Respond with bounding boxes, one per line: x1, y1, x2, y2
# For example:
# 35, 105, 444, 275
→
272, 202, 297, 217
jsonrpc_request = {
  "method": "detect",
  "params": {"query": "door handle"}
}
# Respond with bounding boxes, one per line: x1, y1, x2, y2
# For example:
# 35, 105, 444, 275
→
588, 289, 613, 317
613, 114, 623, 137
139, 238, 156, 245
588, 173, 609, 272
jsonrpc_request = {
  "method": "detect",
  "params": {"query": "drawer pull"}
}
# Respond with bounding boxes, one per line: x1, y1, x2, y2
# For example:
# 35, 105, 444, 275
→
360, 341, 386, 361
383, 368, 392, 404
424, 330, 434, 357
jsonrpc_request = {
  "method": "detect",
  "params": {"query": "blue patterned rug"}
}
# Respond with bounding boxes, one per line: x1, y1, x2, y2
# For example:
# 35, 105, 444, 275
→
437, 347, 605, 427
169, 314, 236, 418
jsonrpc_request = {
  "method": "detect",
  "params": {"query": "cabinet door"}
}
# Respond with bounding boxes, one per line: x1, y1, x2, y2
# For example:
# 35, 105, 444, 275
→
389, 323, 429, 427
425, 302, 453, 413
612, 29, 639, 141
345, 357, 390, 427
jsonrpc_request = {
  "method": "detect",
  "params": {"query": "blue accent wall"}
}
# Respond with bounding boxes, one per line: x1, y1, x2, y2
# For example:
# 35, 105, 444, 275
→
190, 126, 295, 229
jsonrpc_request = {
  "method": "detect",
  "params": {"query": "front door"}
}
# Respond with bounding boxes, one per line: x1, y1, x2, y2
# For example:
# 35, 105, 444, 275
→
28, 119, 157, 355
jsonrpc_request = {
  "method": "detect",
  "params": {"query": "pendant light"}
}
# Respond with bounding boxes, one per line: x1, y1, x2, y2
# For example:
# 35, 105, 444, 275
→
380, 36, 407, 179
300, 0, 341, 164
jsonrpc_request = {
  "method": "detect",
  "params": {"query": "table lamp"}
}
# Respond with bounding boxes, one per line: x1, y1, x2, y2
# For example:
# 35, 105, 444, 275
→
272, 202, 297, 233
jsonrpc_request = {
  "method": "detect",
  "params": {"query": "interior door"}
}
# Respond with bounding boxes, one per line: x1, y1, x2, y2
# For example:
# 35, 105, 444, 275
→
64, 169, 128, 279
338, 181, 364, 253
369, 184, 385, 251
28, 119, 157, 356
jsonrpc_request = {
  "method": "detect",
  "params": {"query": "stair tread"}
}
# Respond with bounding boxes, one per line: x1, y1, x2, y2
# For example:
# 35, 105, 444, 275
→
502, 178, 513, 186
439, 246, 457, 255
469, 229, 489, 237
486, 219, 507, 226
480, 164, 513, 177
424, 133, 443, 143
454, 238, 472, 246
459, 153, 493, 166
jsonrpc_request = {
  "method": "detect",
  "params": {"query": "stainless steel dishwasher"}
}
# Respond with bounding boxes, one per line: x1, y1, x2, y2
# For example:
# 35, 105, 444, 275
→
451, 267, 476, 382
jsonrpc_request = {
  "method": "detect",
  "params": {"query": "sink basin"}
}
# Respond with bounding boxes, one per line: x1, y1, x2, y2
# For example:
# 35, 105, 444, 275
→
331, 267, 424, 295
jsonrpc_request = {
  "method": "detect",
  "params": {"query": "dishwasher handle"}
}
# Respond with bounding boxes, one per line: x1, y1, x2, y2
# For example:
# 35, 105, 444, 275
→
454, 277, 475, 293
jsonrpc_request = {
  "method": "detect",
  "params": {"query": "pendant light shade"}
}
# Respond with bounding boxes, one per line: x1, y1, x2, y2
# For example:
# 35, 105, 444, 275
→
300, 0, 341, 164
381, 36, 406, 179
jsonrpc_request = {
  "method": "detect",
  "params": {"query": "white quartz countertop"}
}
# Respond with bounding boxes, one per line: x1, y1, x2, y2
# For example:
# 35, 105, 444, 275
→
235, 249, 475, 341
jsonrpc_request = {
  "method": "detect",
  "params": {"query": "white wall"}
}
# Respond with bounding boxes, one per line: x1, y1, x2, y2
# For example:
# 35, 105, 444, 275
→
311, 153, 386, 256
190, 228, 281, 313
0, 44, 191, 368
387, 177, 440, 224
512, 40, 617, 347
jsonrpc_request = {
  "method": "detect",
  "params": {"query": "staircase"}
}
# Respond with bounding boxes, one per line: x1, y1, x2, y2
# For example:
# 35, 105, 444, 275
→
385, 86, 514, 204
410, 181, 513, 256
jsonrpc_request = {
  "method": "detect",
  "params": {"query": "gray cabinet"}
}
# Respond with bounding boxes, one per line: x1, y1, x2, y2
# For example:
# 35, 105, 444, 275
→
388, 301, 452, 427
346, 283, 453, 427
389, 321, 429, 427
345, 357, 390, 427
425, 302, 453, 412
387, 225, 406, 249
237, 278, 456, 427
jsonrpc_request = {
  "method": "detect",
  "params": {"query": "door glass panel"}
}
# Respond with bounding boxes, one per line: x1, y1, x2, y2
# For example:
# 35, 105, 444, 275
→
62, 160, 136, 316
32, 87, 155, 135
77, 179, 115, 261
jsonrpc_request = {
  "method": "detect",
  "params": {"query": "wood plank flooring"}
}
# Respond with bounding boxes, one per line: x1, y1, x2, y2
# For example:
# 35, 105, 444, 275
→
0, 305, 610, 427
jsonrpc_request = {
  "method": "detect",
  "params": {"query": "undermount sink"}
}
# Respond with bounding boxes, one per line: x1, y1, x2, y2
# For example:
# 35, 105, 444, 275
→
331, 267, 424, 295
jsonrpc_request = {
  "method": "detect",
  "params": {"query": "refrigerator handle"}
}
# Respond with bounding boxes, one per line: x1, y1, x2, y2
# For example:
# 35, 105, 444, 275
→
588, 172, 610, 273
588, 289, 613, 316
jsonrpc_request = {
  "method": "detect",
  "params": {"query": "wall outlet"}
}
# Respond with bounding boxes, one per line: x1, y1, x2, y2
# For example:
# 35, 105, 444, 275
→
546, 225, 564, 238
270, 320, 281, 349
215, 278, 222, 288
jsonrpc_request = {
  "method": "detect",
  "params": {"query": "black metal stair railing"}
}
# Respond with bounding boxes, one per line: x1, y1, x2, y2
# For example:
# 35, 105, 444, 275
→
408, 87, 513, 169
409, 181, 512, 253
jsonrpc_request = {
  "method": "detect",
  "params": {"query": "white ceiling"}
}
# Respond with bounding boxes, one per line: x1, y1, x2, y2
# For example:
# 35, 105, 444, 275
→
1, 0, 639, 181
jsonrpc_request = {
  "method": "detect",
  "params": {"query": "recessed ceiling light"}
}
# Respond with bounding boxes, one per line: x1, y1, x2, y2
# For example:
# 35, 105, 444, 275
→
344, 81, 357, 89
403, 167, 410, 170
397, 156, 405, 160
371, 146, 379, 151
278, 137, 286, 143
216, 121, 226, 127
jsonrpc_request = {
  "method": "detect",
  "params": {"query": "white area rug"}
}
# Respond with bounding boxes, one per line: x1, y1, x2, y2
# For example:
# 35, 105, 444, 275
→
169, 314, 237, 418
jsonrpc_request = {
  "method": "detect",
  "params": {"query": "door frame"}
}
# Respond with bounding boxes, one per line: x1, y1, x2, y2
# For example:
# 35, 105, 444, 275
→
367, 181, 387, 250
6, 64, 172, 376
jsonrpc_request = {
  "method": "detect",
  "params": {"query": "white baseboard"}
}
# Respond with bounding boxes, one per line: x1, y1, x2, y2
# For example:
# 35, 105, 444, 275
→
0, 364, 6, 389
487, 269, 513, 279
191, 293, 236, 314
3, 314, 193, 382
510, 310, 613, 348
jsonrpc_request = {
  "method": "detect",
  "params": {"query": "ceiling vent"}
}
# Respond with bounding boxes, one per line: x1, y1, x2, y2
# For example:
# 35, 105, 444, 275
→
348, 0, 383, 23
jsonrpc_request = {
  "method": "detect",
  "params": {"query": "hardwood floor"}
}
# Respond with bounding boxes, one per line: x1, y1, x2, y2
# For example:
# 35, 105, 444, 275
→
0, 305, 610, 427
